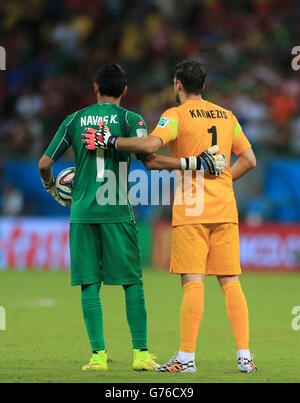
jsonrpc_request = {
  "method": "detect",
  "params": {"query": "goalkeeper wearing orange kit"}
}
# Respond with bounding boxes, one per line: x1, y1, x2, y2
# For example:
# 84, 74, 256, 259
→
81, 59, 257, 374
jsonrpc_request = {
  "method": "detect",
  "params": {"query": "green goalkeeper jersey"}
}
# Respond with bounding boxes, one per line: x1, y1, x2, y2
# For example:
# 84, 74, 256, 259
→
45, 102, 148, 223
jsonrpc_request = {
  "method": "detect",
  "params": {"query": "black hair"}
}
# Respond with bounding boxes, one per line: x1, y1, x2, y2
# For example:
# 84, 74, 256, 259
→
175, 59, 206, 95
95, 63, 127, 98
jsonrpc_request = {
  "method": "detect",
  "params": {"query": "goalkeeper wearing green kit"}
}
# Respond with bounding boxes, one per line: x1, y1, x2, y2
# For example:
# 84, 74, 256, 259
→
38, 63, 225, 372
38, 63, 160, 371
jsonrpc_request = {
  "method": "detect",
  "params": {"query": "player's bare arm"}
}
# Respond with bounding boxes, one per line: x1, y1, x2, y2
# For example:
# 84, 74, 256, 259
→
38, 154, 54, 183
230, 148, 256, 182
139, 153, 181, 170
118, 135, 163, 154
81, 123, 227, 176
116, 137, 226, 176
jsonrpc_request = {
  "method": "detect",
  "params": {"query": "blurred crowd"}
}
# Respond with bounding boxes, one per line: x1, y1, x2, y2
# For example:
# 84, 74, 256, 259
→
1, 0, 300, 160
0, 0, 300, 220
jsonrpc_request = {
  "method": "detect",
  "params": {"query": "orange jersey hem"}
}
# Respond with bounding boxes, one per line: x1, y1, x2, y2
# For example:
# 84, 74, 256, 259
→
172, 218, 239, 227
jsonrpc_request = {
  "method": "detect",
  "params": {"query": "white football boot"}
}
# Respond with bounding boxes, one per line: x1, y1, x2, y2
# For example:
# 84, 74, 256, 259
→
154, 354, 196, 373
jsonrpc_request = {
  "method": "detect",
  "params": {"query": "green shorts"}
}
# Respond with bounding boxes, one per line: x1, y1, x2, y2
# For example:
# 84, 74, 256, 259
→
69, 221, 142, 286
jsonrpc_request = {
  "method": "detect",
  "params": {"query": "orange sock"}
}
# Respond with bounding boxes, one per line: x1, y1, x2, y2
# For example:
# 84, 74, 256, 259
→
222, 281, 249, 350
179, 282, 204, 353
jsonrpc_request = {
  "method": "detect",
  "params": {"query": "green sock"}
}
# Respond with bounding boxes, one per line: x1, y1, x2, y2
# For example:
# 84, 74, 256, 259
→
123, 284, 148, 350
81, 282, 105, 352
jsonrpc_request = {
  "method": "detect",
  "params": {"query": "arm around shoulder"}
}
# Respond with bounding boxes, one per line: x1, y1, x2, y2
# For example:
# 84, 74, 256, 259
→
116, 135, 163, 154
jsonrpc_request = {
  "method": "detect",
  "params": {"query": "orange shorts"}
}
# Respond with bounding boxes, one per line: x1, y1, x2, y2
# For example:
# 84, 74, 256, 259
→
170, 223, 241, 276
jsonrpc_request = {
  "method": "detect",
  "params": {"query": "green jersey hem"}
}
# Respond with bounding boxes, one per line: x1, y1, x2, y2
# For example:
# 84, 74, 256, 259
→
69, 217, 136, 224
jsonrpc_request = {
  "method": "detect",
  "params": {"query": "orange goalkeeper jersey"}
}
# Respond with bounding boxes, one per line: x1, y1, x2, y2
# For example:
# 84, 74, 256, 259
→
150, 99, 251, 226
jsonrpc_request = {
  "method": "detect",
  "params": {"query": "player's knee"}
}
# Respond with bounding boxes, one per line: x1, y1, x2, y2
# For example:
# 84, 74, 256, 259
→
217, 275, 239, 289
181, 274, 205, 287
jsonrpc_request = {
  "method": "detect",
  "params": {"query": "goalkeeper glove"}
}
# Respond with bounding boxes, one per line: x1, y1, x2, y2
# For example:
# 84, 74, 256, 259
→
81, 122, 118, 150
180, 145, 227, 176
41, 177, 71, 207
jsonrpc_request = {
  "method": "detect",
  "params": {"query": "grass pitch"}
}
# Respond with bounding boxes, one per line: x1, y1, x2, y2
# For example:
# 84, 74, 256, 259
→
0, 269, 299, 383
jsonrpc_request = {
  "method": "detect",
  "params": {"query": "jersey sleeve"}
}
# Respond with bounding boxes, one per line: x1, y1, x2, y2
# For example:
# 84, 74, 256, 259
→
44, 114, 75, 161
150, 108, 179, 146
231, 114, 251, 156
126, 111, 148, 138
